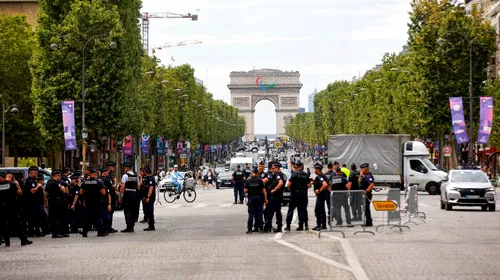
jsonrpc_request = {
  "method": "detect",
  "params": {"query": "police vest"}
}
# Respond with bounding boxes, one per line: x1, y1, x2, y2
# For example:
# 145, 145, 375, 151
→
82, 179, 102, 201
0, 182, 15, 207
233, 170, 244, 181
330, 175, 347, 191
125, 173, 139, 190
324, 171, 334, 184
46, 179, 62, 201
291, 171, 309, 191
246, 176, 264, 196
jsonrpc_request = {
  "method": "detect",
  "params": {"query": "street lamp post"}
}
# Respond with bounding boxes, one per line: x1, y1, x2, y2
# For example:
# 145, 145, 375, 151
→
438, 32, 475, 165
1, 102, 19, 167
51, 34, 117, 173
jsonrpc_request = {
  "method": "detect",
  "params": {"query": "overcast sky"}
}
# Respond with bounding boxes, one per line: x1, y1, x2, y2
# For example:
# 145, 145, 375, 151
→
141, 0, 411, 134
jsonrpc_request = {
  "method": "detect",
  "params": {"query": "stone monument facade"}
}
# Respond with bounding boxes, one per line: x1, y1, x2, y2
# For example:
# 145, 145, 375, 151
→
228, 69, 302, 141
0, 0, 40, 26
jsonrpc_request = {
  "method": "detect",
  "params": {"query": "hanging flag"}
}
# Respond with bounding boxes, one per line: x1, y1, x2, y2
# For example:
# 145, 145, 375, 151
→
478, 96, 494, 144
157, 136, 164, 155
141, 134, 150, 155
165, 139, 170, 155
177, 140, 183, 154
449, 97, 469, 144
123, 136, 133, 156
61, 101, 77, 151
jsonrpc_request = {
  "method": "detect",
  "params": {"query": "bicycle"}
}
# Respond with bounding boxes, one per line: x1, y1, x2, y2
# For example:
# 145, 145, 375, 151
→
164, 182, 197, 203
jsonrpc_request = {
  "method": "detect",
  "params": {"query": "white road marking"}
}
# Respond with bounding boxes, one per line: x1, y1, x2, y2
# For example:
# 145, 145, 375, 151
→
272, 238, 353, 272
418, 203, 431, 208
319, 232, 370, 280
166, 205, 182, 209
219, 203, 233, 208
192, 203, 208, 208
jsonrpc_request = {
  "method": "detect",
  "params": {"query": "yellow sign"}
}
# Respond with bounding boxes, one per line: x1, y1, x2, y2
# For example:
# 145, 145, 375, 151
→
179, 158, 185, 166
284, 137, 288, 142
275, 142, 281, 148
372, 201, 397, 211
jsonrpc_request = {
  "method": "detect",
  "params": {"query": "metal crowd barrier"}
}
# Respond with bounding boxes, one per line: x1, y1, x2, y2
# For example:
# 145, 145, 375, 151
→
404, 185, 426, 225
318, 190, 375, 239
374, 188, 410, 232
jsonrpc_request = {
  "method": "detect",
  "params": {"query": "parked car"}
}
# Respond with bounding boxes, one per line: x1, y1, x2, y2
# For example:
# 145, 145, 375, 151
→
158, 171, 196, 192
0, 167, 51, 184
440, 169, 496, 211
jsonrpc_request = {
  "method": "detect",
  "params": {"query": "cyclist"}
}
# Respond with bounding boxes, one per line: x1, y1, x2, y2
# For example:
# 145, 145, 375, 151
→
171, 165, 184, 197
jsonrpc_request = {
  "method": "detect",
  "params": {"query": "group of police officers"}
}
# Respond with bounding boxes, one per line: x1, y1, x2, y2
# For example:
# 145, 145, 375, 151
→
0, 161, 157, 246
242, 160, 375, 234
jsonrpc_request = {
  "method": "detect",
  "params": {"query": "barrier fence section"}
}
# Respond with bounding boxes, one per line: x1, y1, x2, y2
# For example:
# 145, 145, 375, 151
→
374, 188, 409, 232
404, 185, 426, 225
318, 190, 375, 239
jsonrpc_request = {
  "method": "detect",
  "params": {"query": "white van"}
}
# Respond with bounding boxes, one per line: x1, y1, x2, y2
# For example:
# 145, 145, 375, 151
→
229, 157, 255, 171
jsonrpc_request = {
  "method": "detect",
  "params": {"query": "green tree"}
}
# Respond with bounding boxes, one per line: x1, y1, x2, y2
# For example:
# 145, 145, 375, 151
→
0, 15, 44, 164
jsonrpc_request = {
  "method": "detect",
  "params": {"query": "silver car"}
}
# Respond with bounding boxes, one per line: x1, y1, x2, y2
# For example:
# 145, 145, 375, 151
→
440, 169, 496, 211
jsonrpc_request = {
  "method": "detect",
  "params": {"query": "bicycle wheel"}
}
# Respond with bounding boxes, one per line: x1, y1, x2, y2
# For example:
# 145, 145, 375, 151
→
164, 190, 177, 203
183, 189, 197, 203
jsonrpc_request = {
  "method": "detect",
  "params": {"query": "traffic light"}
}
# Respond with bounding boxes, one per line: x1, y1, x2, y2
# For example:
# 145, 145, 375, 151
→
429, 142, 434, 154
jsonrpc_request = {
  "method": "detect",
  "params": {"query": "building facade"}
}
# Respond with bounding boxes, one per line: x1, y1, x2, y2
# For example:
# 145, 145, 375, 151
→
0, 0, 39, 26
308, 89, 317, 112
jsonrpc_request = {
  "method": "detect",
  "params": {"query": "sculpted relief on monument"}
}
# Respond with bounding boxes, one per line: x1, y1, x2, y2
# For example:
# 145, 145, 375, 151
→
281, 97, 297, 107
232, 97, 250, 107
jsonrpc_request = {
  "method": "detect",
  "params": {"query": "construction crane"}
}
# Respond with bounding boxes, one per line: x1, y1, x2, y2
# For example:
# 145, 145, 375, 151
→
154, 39, 202, 51
141, 12, 198, 55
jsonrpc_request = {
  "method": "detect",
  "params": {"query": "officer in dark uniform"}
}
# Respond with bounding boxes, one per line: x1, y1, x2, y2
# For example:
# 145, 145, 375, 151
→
119, 163, 139, 232
349, 164, 363, 221
359, 163, 374, 227
46, 170, 70, 238
67, 174, 81, 233
136, 168, 145, 223
232, 165, 245, 204
141, 167, 156, 231
264, 162, 285, 233
244, 167, 267, 234
243, 163, 251, 180
106, 161, 116, 184
0, 172, 32, 247
330, 166, 352, 226
80, 168, 107, 237
313, 163, 329, 230
61, 168, 71, 190
324, 162, 335, 224
105, 162, 117, 232
284, 161, 310, 231
99, 168, 113, 234
257, 161, 272, 228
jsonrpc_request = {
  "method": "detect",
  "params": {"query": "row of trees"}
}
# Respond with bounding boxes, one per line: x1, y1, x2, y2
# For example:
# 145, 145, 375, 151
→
287, 0, 500, 151
1, 0, 244, 164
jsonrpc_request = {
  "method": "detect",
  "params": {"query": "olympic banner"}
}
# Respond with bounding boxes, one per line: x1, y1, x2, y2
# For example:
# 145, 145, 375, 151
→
157, 136, 164, 155
123, 136, 133, 156
478, 96, 494, 144
449, 97, 469, 144
141, 134, 150, 155
61, 101, 77, 151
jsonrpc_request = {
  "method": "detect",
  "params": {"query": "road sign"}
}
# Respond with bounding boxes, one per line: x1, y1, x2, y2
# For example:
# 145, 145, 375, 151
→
373, 200, 397, 211
275, 142, 281, 148
443, 145, 452, 157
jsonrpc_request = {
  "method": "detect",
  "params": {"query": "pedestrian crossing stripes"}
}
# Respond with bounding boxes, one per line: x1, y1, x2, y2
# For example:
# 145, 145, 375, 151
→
159, 203, 240, 209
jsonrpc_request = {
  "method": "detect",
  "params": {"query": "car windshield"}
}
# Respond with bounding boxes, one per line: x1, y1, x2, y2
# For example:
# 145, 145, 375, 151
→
421, 158, 438, 171
451, 171, 489, 183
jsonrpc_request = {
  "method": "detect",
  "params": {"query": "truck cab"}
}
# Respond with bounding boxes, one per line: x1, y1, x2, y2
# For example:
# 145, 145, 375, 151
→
403, 141, 447, 195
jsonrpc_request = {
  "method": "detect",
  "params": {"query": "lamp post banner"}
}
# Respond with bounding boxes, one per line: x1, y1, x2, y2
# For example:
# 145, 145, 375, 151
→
449, 97, 469, 144
478, 96, 494, 144
61, 101, 77, 151
157, 136, 164, 155
141, 134, 150, 155
123, 136, 133, 156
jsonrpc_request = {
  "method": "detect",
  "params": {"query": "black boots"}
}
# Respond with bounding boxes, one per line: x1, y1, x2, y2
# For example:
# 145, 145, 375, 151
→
143, 226, 155, 231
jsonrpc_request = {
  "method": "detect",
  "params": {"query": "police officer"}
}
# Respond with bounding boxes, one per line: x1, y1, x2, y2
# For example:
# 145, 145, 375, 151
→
284, 161, 310, 231
0, 172, 32, 247
105, 161, 116, 185
330, 166, 352, 226
22, 167, 42, 237
349, 164, 363, 221
136, 168, 145, 223
119, 163, 139, 232
359, 163, 374, 227
68, 174, 81, 233
244, 167, 267, 234
46, 170, 70, 238
104, 162, 118, 232
265, 162, 285, 233
232, 165, 245, 204
313, 163, 328, 230
324, 162, 335, 224
243, 163, 251, 180
80, 168, 107, 237
99, 168, 113, 234
258, 161, 273, 228
141, 167, 156, 231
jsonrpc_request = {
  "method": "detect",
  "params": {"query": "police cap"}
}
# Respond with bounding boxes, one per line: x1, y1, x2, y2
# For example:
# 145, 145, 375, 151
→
0, 172, 5, 178
314, 163, 323, 170
360, 163, 369, 169
252, 167, 259, 174
272, 162, 282, 168
28, 167, 38, 172
105, 161, 116, 167
88, 168, 97, 174
327, 162, 333, 168
143, 166, 152, 174
73, 171, 82, 177
70, 174, 80, 180
236, 164, 240, 168
63, 167, 70, 173
36, 174, 44, 180
124, 162, 133, 168
335, 166, 342, 172
51, 170, 61, 176
295, 161, 303, 167
100, 167, 108, 173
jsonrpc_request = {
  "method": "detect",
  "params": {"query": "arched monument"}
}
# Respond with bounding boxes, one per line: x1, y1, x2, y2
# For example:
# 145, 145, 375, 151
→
228, 69, 302, 141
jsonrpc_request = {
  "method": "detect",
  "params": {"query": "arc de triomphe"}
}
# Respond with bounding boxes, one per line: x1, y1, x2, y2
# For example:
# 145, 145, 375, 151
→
228, 69, 302, 141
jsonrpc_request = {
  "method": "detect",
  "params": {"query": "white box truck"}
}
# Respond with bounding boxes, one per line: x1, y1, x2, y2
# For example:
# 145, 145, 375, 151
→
328, 134, 447, 195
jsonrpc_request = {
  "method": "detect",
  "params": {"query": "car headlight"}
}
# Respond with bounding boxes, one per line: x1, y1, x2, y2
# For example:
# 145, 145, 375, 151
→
486, 187, 495, 192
